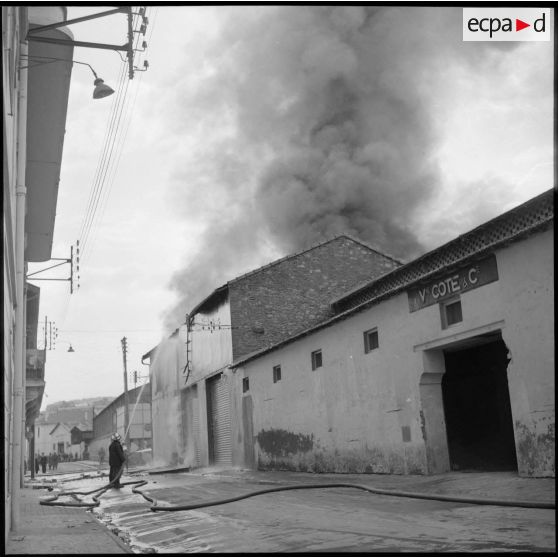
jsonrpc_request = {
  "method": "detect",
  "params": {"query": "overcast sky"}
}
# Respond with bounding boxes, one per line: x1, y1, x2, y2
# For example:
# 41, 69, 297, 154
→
30, 5, 553, 408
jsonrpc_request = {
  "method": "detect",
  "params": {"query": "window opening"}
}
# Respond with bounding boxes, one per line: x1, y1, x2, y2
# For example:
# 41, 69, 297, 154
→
273, 365, 281, 383
441, 298, 463, 329
364, 328, 379, 353
242, 377, 250, 393
311, 349, 322, 370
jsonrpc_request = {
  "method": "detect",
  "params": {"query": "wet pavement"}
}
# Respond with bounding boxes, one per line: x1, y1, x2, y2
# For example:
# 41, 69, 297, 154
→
50, 467, 555, 554
5, 479, 131, 555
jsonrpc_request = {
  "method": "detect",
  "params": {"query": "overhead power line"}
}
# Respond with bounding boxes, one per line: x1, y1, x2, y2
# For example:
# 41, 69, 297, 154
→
77, 7, 153, 267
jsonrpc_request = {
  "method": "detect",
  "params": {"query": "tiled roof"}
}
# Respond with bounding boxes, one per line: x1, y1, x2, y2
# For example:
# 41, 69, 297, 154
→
332, 188, 553, 313
228, 234, 402, 285
233, 188, 553, 368
188, 234, 399, 317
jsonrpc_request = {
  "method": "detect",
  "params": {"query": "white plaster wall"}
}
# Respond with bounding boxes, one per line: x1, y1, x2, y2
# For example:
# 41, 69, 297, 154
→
51, 424, 72, 454
150, 300, 233, 467
497, 227, 554, 476
150, 330, 185, 464
190, 301, 233, 380
237, 228, 554, 476
34, 422, 58, 455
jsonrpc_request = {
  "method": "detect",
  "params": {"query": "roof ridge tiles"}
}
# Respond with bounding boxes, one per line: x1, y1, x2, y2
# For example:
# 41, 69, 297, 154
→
233, 188, 554, 368
187, 233, 395, 318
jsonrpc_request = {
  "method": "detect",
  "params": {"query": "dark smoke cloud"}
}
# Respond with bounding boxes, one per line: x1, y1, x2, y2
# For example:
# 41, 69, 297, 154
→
162, 6, 523, 330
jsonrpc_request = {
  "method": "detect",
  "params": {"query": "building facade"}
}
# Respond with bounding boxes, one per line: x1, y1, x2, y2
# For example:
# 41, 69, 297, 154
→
33, 405, 94, 458
3, 6, 73, 535
232, 190, 554, 478
145, 236, 402, 466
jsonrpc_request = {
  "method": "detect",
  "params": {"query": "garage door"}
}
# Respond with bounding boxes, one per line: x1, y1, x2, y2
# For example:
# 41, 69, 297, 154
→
207, 373, 232, 466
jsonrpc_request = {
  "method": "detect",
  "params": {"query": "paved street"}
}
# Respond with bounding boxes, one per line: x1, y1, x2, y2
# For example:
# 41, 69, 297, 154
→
52, 468, 556, 554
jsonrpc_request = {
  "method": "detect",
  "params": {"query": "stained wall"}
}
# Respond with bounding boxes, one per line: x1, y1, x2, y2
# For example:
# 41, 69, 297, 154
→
234, 227, 554, 477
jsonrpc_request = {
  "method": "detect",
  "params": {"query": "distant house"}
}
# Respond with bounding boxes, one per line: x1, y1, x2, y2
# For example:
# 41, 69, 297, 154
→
34, 419, 59, 456
71, 424, 93, 445
71, 425, 94, 458
49, 423, 72, 456
33, 405, 94, 458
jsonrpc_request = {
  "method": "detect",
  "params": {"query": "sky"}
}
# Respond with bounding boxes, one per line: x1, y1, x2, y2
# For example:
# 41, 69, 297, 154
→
28, 5, 554, 409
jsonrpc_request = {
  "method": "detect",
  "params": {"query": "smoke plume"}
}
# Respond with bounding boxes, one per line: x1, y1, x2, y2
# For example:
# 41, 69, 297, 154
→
162, 6, 524, 330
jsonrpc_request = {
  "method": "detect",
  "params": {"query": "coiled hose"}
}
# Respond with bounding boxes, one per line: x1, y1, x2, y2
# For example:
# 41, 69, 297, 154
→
40, 463, 554, 511
40, 463, 147, 509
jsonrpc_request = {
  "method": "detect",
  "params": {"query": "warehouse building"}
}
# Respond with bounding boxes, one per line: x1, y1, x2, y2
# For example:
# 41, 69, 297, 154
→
231, 189, 554, 478
89, 384, 152, 465
144, 236, 402, 466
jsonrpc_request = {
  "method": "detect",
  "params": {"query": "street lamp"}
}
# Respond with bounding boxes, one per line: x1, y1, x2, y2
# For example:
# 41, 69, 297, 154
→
54, 340, 76, 353
72, 60, 115, 99
20, 55, 115, 99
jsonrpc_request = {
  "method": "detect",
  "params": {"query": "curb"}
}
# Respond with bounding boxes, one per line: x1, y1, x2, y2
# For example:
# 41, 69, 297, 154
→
90, 512, 134, 554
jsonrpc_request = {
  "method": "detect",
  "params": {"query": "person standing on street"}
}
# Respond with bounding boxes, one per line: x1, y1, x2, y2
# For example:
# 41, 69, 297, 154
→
108, 433, 126, 488
40, 452, 47, 474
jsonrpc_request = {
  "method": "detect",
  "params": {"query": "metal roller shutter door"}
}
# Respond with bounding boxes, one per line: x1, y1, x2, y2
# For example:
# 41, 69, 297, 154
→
192, 391, 200, 467
209, 373, 232, 466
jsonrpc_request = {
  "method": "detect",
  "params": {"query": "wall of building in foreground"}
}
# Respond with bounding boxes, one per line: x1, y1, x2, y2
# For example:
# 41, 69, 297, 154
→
150, 327, 188, 466
233, 227, 554, 477
150, 297, 234, 467
497, 228, 554, 476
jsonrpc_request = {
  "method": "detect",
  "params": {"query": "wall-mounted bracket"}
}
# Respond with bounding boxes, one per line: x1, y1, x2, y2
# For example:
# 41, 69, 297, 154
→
26, 241, 80, 293
25, 6, 143, 79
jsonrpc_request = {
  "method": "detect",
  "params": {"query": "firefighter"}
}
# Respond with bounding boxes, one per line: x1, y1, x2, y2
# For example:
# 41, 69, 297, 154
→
108, 433, 126, 488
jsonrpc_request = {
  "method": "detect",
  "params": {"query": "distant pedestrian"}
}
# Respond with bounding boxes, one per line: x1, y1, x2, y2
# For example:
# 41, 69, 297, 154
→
40, 452, 47, 474
48, 453, 53, 470
35, 454, 40, 474
98, 446, 106, 468
53, 452, 59, 470
108, 433, 126, 488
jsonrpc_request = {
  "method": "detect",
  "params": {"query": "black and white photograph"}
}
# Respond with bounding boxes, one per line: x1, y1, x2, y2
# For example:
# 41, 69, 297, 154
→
3, 3, 555, 555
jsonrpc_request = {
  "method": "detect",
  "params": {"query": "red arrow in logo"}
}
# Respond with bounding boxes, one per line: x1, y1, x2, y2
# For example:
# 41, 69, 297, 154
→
516, 19, 530, 31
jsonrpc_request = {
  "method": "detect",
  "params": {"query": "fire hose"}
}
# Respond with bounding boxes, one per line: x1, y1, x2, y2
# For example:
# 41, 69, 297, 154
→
39, 462, 146, 508
40, 462, 554, 511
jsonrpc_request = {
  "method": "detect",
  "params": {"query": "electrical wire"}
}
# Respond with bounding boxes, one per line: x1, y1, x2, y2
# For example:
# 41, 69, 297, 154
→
79, 8, 141, 262
79, 63, 130, 264
81, 21, 146, 263
67, 6, 155, 278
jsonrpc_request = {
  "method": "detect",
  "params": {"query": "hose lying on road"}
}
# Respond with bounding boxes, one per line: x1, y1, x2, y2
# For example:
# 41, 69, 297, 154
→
40, 463, 147, 509
40, 464, 554, 511
143, 482, 555, 512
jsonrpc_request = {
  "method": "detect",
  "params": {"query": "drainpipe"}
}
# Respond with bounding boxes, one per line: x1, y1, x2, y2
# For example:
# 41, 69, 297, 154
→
11, 39, 28, 531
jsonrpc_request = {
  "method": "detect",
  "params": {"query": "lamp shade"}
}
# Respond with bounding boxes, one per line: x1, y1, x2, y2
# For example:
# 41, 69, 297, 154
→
93, 78, 115, 99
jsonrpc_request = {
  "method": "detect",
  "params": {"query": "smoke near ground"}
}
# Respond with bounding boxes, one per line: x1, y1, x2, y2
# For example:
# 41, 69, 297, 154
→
161, 6, 550, 330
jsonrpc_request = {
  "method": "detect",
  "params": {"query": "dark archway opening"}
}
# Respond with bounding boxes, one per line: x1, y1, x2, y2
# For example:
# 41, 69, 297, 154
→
442, 336, 517, 471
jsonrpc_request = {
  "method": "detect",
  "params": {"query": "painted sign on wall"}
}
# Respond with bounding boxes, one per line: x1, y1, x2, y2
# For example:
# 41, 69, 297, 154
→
408, 254, 498, 312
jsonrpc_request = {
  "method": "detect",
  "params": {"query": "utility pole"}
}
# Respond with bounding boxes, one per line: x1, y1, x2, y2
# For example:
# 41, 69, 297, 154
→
120, 337, 130, 449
